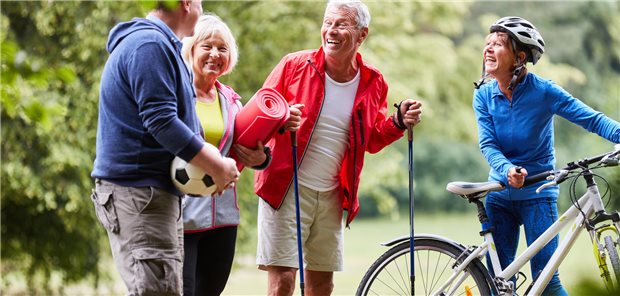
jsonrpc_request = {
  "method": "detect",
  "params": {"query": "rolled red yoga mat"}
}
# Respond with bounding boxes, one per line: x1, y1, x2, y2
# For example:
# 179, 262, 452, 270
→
232, 87, 289, 170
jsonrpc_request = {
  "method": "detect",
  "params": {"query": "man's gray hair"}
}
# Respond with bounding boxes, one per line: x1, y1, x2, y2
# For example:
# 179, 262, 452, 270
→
326, 0, 371, 28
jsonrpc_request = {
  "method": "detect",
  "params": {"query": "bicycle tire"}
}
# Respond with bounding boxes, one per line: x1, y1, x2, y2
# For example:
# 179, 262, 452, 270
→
356, 238, 491, 296
604, 235, 620, 287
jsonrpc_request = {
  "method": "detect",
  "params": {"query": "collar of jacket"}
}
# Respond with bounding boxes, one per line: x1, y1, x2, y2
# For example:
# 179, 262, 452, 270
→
491, 72, 533, 100
309, 47, 373, 79
309, 47, 381, 109
214, 80, 241, 104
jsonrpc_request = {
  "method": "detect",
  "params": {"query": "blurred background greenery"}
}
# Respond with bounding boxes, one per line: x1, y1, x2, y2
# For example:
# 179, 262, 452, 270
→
1, 0, 619, 294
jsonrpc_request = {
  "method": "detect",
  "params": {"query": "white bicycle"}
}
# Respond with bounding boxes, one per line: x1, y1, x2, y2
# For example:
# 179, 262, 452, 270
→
357, 145, 620, 295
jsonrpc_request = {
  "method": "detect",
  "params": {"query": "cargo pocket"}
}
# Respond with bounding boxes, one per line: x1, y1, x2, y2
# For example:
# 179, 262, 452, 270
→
131, 247, 182, 296
90, 189, 119, 233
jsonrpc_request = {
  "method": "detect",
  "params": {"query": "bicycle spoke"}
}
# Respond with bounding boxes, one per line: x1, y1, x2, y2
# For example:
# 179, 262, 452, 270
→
431, 247, 447, 291
417, 250, 429, 295
373, 258, 409, 295
393, 254, 409, 295
398, 253, 410, 293
430, 247, 454, 294
430, 249, 441, 291
369, 276, 406, 295
425, 250, 431, 293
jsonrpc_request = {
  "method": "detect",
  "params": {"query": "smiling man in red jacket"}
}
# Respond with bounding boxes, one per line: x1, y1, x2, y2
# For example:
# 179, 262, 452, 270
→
253, 1, 423, 295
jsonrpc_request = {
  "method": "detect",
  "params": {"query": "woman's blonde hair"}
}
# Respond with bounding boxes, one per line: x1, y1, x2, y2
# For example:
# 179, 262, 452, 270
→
182, 13, 238, 76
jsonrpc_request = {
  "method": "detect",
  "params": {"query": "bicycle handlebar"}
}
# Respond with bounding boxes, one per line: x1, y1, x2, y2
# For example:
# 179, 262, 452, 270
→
523, 170, 554, 187
522, 144, 620, 190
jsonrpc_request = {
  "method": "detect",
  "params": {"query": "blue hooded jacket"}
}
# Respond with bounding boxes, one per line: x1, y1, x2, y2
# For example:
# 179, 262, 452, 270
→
473, 72, 620, 200
92, 15, 204, 194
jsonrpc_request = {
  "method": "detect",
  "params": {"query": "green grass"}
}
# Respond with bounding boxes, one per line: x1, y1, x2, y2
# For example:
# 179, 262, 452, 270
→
15, 212, 607, 295
223, 212, 609, 295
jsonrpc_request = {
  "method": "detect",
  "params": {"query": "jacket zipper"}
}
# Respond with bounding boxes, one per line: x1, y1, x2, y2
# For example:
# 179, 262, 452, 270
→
347, 110, 364, 227
278, 60, 327, 209
357, 109, 365, 145
300, 60, 327, 169
348, 112, 358, 228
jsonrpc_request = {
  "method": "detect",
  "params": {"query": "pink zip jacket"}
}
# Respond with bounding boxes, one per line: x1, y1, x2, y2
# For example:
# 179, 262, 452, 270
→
183, 81, 243, 233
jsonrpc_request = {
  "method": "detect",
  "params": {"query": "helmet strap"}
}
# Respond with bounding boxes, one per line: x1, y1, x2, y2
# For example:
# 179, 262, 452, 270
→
507, 39, 528, 91
474, 59, 490, 89
508, 63, 525, 91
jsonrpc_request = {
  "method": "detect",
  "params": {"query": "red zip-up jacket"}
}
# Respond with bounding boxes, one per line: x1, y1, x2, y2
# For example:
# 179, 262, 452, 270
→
254, 47, 405, 226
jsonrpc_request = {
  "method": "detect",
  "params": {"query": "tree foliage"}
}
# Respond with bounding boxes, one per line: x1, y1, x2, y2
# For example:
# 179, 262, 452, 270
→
1, 1, 148, 292
1, 0, 618, 292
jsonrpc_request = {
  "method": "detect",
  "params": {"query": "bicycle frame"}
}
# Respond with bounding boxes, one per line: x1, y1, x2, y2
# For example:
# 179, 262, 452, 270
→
502, 173, 605, 295
430, 238, 495, 295
495, 184, 602, 294
437, 176, 615, 295
357, 146, 620, 296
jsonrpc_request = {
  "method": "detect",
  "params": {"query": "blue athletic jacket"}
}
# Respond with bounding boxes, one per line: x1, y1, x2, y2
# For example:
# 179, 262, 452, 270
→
92, 15, 204, 194
473, 72, 620, 200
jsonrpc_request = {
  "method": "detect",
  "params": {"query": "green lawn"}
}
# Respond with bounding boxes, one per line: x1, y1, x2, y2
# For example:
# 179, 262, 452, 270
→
223, 213, 608, 295
39, 212, 609, 295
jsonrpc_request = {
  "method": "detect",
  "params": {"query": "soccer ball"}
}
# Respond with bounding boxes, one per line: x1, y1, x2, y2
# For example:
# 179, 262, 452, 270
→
170, 156, 216, 196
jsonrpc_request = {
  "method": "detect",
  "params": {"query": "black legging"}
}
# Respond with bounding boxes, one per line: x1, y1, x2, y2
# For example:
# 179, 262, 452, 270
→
183, 226, 237, 296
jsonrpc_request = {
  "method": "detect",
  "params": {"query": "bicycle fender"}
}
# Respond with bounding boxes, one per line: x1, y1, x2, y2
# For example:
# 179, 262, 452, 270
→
380, 233, 466, 249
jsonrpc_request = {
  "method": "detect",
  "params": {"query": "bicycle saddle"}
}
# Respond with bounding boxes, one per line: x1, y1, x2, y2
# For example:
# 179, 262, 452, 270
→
446, 181, 505, 199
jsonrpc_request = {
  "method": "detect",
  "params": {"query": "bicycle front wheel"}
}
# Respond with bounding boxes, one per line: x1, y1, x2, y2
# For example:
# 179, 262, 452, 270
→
356, 238, 491, 296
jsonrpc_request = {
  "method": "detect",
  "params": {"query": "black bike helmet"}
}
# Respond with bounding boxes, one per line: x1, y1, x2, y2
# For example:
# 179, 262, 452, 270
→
489, 16, 545, 65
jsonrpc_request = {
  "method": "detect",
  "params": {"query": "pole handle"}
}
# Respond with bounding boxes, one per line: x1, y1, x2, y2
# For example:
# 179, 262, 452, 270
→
291, 131, 297, 147
407, 125, 413, 141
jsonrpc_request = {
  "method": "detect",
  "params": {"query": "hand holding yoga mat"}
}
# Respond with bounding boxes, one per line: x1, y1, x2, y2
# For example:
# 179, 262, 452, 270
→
232, 88, 289, 170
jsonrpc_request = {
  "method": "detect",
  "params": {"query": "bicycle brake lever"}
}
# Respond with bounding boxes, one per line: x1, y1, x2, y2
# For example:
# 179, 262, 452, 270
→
536, 181, 557, 194
535, 170, 569, 194
601, 154, 619, 167
602, 145, 620, 166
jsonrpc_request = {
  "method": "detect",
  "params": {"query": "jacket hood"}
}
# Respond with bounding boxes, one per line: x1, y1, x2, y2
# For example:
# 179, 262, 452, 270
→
106, 18, 165, 53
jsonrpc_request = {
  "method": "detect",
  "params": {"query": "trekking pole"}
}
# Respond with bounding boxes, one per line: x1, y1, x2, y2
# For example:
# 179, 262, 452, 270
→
407, 124, 415, 296
291, 131, 305, 296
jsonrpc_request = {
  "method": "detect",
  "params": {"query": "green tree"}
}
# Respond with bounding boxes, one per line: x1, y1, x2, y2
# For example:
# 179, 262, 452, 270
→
1, 1, 147, 292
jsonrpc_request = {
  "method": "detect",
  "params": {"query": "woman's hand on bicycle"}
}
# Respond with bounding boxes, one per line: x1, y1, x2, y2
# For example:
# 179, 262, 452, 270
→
508, 166, 528, 188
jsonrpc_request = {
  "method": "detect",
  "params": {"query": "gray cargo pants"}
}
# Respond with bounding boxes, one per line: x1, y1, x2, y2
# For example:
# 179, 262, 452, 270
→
91, 179, 183, 296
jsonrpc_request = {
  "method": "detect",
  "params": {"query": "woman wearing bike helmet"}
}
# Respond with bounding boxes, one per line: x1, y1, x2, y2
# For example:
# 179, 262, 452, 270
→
473, 16, 620, 295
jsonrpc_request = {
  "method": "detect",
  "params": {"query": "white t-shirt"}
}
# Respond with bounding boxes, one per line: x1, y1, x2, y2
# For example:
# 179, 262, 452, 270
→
298, 70, 360, 191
